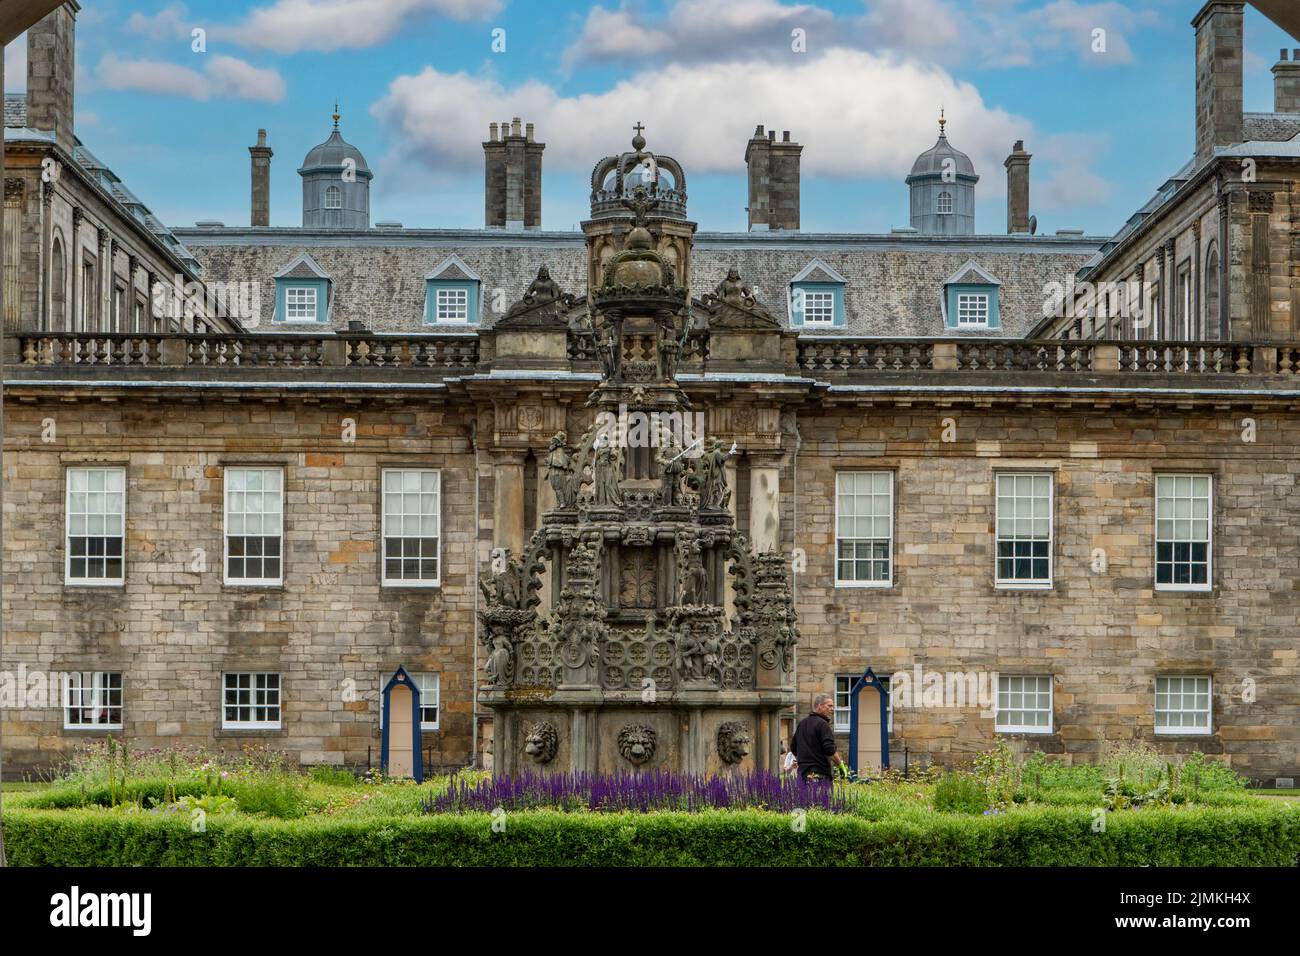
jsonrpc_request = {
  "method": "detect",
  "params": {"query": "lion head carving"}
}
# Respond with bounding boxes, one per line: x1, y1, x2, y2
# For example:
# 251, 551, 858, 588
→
617, 724, 657, 766
523, 721, 559, 764
716, 721, 752, 765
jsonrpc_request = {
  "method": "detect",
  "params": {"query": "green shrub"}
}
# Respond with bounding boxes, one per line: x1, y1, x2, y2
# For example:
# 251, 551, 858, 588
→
226, 776, 306, 819
307, 766, 357, 787
5, 802, 1297, 867
933, 773, 989, 814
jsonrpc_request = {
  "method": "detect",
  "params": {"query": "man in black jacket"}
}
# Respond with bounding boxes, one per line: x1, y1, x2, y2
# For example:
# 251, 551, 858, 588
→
790, 693, 846, 782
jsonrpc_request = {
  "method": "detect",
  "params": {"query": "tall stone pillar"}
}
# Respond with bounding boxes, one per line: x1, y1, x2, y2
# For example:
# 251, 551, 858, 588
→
748, 452, 782, 554
492, 450, 527, 557
535, 447, 555, 614
724, 458, 738, 621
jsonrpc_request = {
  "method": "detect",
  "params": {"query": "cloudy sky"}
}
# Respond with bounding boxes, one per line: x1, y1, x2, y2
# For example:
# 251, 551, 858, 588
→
5, 0, 1294, 235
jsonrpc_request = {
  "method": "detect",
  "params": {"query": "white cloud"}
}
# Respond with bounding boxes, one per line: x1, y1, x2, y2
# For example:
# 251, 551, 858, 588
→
126, 2, 194, 41
96, 53, 286, 102
218, 0, 503, 54
373, 47, 1029, 183
563, 0, 834, 70
560, 0, 1158, 72
1033, 132, 1113, 212
4, 35, 27, 92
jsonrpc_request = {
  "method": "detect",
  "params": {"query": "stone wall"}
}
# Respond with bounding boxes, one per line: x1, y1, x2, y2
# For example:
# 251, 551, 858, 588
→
3, 386, 1298, 781
787, 400, 1300, 780
1, 396, 480, 774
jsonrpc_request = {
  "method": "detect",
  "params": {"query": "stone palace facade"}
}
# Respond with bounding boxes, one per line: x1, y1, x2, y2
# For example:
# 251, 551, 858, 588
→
2, 1, 1298, 782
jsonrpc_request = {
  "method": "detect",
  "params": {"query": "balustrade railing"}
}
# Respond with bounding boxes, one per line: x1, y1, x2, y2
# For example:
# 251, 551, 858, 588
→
797, 338, 933, 372
12, 330, 1299, 381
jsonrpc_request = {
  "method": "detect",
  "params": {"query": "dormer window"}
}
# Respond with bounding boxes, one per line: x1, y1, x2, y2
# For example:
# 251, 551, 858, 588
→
285, 286, 318, 322
435, 287, 469, 323
956, 293, 989, 327
941, 260, 1001, 331
936, 191, 953, 215
324, 185, 343, 210
272, 253, 331, 325
789, 259, 848, 329
424, 255, 481, 326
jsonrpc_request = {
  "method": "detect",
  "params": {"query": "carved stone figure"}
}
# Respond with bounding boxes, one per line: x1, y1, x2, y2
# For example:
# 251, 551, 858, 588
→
479, 549, 532, 610
700, 626, 723, 684
617, 724, 658, 766
679, 540, 708, 606
523, 266, 561, 304
545, 432, 578, 508
657, 432, 685, 506
698, 438, 736, 511
714, 267, 756, 307
673, 625, 704, 681
484, 635, 515, 686
593, 439, 624, 506
716, 721, 753, 765
524, 721, 559, 764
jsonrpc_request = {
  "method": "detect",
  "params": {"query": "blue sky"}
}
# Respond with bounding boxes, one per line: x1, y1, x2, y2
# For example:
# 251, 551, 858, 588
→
5, 0, 1295, 235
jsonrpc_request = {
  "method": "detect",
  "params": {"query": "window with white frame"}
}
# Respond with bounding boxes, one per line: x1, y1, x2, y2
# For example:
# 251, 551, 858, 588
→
936, 191, 953, 215
1155, 474, 1211, 590
324, 185, 342, 209
63, 671, 123, 729
1155, 676, 1211, 735
435, 287, 468, 323
834, 674, 892, 733
834, 675, 853, 731
379, 671, 441, 731
835, 472, 893, 586
956, 293, 989, 327
382, 469, 440, 585
223, 672, 281, 729
996, 473, 1052, 586
284, 286, 318, 322
224, 467, 283, 585
66, 466, 125, 585
800, 289, 835, 326
415, 672, 440, 730
996, 675, 1053, 733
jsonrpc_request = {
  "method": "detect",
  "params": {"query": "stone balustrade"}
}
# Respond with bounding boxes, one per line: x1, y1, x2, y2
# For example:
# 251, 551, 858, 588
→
8, 330, 1300, 380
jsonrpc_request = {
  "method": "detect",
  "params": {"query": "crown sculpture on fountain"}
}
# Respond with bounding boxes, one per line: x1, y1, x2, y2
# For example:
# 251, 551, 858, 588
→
477, 126, 797, 775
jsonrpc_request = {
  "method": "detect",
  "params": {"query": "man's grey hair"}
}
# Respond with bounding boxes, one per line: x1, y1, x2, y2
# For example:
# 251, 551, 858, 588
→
813, 692, 833, 709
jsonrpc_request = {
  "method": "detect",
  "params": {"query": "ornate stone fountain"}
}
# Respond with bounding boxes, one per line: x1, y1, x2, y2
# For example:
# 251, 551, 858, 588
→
477, 154, 798, 776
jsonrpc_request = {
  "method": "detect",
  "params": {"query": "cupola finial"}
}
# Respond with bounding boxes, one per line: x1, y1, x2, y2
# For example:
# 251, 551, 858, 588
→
332, 101, 341, 130
938, 106, 946, 135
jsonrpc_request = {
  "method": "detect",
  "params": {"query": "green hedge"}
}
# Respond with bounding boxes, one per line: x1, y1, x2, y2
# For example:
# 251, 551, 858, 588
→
5, 803, 1298, 866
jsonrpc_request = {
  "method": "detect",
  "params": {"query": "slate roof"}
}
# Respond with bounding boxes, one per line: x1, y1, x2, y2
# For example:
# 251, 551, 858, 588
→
6, 92, 203, 278
1242, 112, 1300, 142
176, 228, 1099, 338
4, 93, 26, 127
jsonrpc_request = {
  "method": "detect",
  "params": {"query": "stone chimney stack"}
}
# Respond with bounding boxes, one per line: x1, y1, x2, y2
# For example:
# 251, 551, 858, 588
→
1272, 48, 1300, 113
483, 116, 544, 230
1004, 140, 1032, 234
26, 1, 80, 156
249, 129, 273, 227
1193, 1, 1244, 168
745, 125, 802, 231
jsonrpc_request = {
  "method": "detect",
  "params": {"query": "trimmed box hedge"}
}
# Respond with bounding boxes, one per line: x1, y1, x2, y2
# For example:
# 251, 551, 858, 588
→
5, 802, 1299, 866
